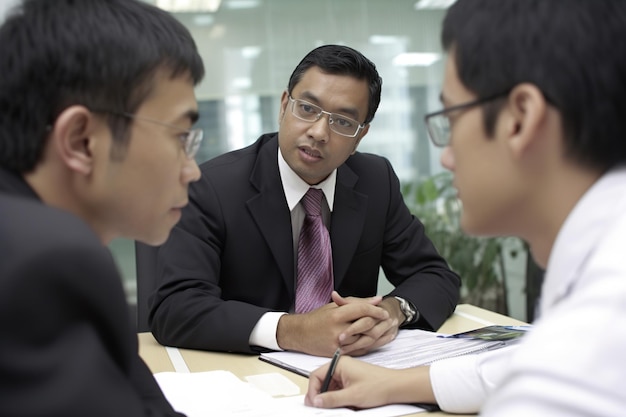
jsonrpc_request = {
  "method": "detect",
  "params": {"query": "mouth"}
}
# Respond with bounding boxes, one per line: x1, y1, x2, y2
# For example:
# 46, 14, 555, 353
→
299, 146, 323, 161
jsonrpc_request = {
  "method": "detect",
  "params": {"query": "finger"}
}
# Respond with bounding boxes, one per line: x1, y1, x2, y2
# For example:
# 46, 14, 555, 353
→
340, 316, 380, 337
332, 291, 383, 306
335, 303, 390, 323
310, 389, 356, 409
340, 316, 395, 344
304, 365, 329, 406
341, 322, 398, 355
335, 313, 393, 346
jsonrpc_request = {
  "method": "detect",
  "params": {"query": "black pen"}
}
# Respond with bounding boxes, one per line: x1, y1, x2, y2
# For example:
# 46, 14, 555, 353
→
320, 348, 341, 393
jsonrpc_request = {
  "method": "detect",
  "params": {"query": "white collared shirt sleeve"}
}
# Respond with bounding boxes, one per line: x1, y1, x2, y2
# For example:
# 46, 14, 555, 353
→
430, 345, 515, 413
248, 312, 287, 351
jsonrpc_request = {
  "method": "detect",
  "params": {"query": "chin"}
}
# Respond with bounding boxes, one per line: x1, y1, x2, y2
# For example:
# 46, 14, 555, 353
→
460, 216, 488, 238
137, 231, 169, 247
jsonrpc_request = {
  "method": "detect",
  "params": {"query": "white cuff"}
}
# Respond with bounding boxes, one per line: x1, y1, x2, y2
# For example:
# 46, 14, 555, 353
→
249, 311, 287, 351
430, 345, 515, 413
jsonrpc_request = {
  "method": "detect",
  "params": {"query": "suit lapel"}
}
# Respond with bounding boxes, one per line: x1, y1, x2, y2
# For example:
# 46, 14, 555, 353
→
331, 164, 368, 287
246, 136, 296, 297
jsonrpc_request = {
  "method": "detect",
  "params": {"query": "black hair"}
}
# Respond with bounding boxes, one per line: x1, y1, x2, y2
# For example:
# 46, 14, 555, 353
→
442, 0, 626, 172
0, 0, 205, 172
287, 44, 382, 125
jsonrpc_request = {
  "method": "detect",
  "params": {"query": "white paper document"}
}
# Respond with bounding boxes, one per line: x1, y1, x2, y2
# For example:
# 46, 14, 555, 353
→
155, 370, 425, 416
260, 328, 505, 377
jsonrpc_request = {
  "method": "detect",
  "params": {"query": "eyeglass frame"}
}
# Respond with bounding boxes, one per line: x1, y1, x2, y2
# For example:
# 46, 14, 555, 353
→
92, 110, 203, 159
287, 95, 366, 138
424, 91, 510, 147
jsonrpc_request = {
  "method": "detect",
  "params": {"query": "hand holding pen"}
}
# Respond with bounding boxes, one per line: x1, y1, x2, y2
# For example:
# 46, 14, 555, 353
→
305, 352, 438, 410
320, 348, 342, 393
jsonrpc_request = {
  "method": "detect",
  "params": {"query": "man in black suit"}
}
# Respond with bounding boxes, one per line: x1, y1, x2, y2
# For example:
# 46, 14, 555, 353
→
0, 0, 204, 415
148, 45, 461, 358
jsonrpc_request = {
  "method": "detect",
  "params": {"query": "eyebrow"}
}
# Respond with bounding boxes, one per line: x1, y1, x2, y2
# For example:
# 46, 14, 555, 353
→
171, 109, 200, 127
299, 91, 361, 121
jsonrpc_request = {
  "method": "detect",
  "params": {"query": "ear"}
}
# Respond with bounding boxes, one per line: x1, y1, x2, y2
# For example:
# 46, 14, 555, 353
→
278, 90, 290, 123
50, 106, 98, 175
504, 83, 548, 157
351, 123, 370, 154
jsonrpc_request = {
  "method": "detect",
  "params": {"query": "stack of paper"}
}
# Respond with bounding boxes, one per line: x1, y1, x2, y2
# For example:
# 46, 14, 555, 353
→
260, 328, 508, 377
154, 370, 426, 416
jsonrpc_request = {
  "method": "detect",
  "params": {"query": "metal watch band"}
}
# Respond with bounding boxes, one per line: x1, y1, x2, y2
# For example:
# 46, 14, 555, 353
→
393, 296, 418, 325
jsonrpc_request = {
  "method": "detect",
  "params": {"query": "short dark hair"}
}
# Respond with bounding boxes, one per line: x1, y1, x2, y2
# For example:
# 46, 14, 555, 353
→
287, 45, 382, 125
0, 0, 205, 173
442, 0, 626, 172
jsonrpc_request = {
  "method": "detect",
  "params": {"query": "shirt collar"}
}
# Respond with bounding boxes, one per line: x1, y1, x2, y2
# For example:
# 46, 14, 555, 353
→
277, 147, 336, 211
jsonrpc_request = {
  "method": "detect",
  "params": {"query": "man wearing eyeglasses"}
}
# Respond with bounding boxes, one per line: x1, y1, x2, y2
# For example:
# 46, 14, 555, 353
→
305, 1, 626, 415
0, 0, 204, 415
147, 44, 461, 357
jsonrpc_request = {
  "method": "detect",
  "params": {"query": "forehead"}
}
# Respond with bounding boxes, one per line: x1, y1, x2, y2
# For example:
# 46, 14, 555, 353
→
137, 71, 198, 120
291, 66, 369, 118
442, 54, 475, 105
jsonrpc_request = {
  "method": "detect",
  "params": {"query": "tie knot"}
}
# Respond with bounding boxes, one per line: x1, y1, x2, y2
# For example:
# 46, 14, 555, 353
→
302, 188, 323, 216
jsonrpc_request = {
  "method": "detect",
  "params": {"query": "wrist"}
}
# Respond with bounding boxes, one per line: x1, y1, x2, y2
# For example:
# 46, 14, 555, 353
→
389, 296, 419, 326
388, 366, 436, 405
276, 313, 306, 351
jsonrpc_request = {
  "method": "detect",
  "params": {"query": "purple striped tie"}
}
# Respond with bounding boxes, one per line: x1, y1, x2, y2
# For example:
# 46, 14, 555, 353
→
295, 188, 334, 313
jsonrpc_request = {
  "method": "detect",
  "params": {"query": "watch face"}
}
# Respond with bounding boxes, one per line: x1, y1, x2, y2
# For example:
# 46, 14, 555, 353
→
395, 296, 415, 324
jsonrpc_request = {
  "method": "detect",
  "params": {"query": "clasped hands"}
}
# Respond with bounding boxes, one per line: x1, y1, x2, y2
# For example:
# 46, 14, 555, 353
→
276, 290, 402, 357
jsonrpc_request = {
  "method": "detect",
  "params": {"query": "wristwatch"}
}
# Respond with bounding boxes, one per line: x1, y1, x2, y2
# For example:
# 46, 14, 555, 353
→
393, 296, 419, 325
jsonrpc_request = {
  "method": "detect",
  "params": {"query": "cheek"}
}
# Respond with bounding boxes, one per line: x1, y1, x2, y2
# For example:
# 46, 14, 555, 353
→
460, 166, 519, 235
330, 139, 359, 162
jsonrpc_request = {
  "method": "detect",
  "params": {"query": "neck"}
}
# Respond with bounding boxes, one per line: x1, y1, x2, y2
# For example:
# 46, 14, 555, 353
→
24, 165, 113, 245
519, 161, 602, 269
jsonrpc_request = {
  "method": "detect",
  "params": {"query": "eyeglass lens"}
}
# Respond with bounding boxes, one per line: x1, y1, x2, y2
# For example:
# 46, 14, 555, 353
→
290, 98, 361, 137
426, 114, 451, 147
185, 130, 203, 158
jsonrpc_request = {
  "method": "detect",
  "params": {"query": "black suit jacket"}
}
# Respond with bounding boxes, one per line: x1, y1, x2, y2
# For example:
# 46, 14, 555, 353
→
0, 168, 182, 417
149, 133, 460, 353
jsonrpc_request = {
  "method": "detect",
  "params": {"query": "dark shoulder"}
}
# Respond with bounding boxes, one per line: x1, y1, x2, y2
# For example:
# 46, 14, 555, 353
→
343, 151, 393, 177
0, 193, 127, 322
0, 193, 103, 253
0, 194, 118, 292
198, 132, 277, 174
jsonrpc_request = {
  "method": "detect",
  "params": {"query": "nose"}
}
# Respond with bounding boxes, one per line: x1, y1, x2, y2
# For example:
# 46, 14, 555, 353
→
182, 157, 201, 183
440, 146, 455, 171
306, 113, 330, 143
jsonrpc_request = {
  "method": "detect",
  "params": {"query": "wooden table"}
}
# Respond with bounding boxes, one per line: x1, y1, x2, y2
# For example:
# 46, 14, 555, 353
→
139, 304, 527, 416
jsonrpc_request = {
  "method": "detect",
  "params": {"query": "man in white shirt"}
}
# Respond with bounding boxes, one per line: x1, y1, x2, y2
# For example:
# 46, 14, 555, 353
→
306, 0, 626, 415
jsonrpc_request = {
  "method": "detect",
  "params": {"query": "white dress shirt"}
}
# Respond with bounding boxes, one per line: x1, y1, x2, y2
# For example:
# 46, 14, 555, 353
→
431, 166, 626, 415
248, 148, 336, 350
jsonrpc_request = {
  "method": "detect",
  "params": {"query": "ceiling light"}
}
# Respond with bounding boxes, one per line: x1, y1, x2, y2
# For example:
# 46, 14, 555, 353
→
241, 46, 261, 59
393, 52, 441, 67
156, 0, 222, 12
414, 0, 456, 10
224, 0, 260, 9
369, 35, 406, 45
193, 14, 215, 26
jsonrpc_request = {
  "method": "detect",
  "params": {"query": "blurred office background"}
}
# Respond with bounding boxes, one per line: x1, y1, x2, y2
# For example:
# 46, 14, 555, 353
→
1, 0, 532, 321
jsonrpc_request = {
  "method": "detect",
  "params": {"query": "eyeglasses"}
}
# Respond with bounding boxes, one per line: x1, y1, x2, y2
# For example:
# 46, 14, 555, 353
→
424, 91, 510, 147
96, 110, 203, 159
288, 95, 366, 138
